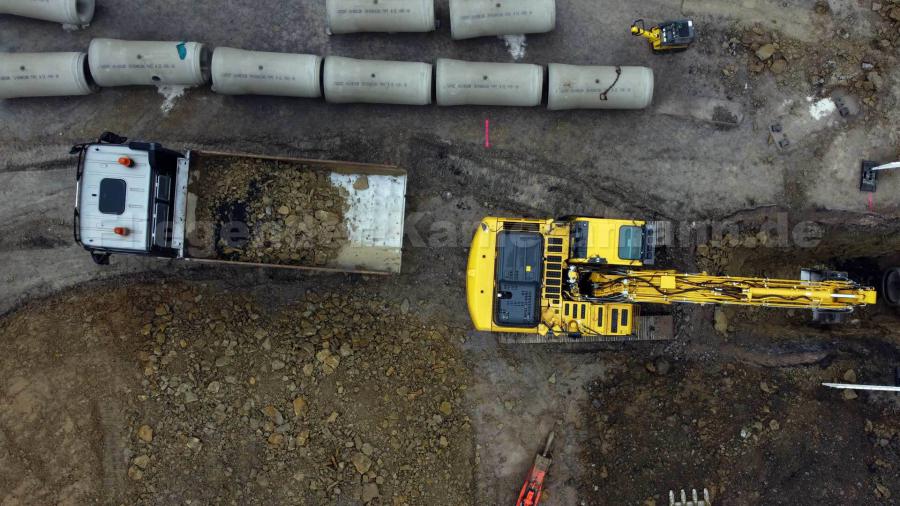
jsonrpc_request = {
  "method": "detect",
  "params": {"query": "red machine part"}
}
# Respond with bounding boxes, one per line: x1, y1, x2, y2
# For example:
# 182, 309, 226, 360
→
515, 432, 554, 506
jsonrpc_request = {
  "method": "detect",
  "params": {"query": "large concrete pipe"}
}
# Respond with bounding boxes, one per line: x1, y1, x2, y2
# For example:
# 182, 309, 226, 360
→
547, 64, 654, 110
323, 56, 432, 105
0, 52, 97, 99
435, 58, 543, 107
326, 0, 436, 34
0, 0, 94, 26
449, 0, 555, 40
211, 48, 322, 97
88, 39, 210, 87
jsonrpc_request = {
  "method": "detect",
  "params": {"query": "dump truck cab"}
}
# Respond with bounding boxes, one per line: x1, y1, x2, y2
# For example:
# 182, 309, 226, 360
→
466, 216, 657, 336
73, 134, 185, 265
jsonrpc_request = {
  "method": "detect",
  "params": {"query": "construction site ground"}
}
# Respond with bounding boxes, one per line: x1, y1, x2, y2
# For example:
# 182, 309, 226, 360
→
2, 0, 900, 504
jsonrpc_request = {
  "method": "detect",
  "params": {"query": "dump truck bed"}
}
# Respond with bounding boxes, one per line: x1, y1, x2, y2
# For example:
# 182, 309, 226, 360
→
179, 150, 407, 274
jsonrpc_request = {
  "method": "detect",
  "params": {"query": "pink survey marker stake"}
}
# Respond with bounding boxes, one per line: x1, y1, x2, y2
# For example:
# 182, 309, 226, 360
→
484, 119, 491, 149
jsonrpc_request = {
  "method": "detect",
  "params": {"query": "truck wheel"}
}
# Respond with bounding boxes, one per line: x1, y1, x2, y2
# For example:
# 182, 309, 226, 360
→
91, 252, 111, 266
883, 268, 900, 307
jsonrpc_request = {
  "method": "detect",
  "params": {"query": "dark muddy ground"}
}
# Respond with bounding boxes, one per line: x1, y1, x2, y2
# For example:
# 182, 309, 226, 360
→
2, 0, 900, 504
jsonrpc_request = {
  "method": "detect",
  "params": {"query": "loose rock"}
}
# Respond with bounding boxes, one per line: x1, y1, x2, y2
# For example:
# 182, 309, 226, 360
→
361, 482, 380, 503
350, 452, 373, 474
133, 455, 150, 469
128, 466, 144, 481
756, 43, 777, 60
292, 397, 307, 418
137, 425, 154, 443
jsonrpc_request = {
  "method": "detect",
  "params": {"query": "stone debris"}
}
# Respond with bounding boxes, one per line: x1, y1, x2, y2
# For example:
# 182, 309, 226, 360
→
292, 396, 308, 418
128, 466, 144, 481
755, 43, 777, 60
714, 308, 729, 335
361, 482, 380, 503
738, 16, 896, 110
353, 175, 370, 191
193, 156, 351, 267
137, 425, 154, 443
132, 455, 151, 469
121, 282, 473, 504
350, 452, 373, 474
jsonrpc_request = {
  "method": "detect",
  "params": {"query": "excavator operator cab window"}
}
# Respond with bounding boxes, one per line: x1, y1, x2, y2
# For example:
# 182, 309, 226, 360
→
618, 226, 644, 260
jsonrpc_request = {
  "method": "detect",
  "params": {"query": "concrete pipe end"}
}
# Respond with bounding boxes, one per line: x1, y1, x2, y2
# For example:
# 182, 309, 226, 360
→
199, 45, 212, 85
638, 66, 655, 109
74, 0, 95, 25
77, 52, 100, 94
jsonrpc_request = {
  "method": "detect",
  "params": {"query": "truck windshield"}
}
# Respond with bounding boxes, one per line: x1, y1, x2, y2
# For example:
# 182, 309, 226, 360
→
618, 226, 644, 260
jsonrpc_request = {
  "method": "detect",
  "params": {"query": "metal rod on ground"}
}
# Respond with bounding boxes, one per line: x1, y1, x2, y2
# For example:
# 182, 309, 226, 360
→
872, 162, 900, 172
823, 383, 900, 392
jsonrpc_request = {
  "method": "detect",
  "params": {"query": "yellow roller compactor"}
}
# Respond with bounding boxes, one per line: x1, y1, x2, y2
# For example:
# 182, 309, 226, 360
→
466, 216, 877, 342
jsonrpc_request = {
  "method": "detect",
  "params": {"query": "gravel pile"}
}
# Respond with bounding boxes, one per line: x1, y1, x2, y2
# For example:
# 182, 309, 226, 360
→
126, 282, 475, 505
193, 156, 350, 266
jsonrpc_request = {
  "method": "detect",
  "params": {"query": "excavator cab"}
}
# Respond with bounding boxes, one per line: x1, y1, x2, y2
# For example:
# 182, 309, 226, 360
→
567, 217, 657, 266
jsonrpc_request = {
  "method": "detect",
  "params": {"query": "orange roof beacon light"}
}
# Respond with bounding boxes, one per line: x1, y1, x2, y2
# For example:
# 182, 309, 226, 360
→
118, 156, 134, 167
113, 227, 130, 236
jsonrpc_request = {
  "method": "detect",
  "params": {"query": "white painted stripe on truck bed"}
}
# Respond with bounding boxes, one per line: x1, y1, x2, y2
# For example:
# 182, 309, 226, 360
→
329, 173, 405, 248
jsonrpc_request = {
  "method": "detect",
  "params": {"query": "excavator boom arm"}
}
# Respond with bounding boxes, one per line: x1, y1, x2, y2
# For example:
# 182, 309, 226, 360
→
587, 270, 877, 310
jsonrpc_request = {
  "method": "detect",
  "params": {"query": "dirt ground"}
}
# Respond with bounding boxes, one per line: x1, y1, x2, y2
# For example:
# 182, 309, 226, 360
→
2, 0, 900, 505
0, 280, 475, 505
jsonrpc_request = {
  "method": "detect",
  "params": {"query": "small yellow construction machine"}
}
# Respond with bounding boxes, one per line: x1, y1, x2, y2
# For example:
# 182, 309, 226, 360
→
466, 216, 877, 341
631, 19, 696, 53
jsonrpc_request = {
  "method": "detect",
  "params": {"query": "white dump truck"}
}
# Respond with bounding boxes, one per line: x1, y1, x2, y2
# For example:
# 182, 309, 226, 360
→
71, 133, 407, 274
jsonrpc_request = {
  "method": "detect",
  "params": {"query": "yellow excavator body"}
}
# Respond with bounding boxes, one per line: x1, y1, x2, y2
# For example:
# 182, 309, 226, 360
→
466, 216, 877, 339
631, 19, 696, 53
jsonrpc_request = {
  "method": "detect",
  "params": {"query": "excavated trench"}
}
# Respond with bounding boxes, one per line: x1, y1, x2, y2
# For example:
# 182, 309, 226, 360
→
672, 208, 900, 379
691, 209, 900, 328
579, 209, 900, 506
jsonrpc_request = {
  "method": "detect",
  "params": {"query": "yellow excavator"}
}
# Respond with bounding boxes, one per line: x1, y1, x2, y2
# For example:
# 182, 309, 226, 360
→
631, 19, 696, 53
466, 216, 877, 341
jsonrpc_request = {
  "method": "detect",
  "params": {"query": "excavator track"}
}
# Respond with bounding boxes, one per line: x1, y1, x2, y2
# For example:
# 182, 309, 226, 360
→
500, 315, 673, 344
